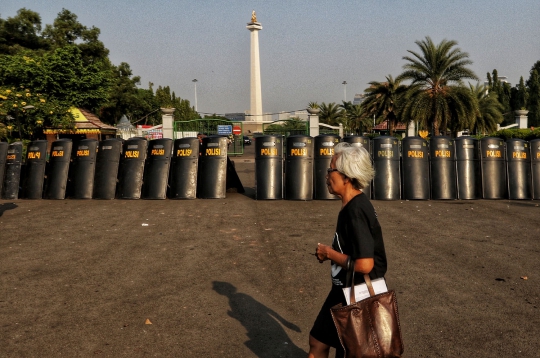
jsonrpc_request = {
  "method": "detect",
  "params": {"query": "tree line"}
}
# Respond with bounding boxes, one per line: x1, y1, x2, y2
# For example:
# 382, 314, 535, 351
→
315, 37, 540, 138
0, 8, 199, 141
2, 9, 539, 142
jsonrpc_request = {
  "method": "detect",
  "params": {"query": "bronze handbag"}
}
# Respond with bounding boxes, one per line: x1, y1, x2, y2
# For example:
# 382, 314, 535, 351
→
330, 265, 404, 358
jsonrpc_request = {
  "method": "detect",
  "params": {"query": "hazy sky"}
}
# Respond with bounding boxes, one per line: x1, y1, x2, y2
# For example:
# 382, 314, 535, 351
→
3, 1, 540, 116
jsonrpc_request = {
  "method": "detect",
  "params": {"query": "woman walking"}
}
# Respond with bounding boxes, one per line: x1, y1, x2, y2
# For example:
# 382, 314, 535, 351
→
308, 142, 388, 358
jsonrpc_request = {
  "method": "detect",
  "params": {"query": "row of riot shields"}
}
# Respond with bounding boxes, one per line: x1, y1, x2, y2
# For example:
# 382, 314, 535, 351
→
0, 136, 230, 200
253, 134, 540, 200
3, 134, 539, 201
255, 134, 348, 200
389, 136, 540, 200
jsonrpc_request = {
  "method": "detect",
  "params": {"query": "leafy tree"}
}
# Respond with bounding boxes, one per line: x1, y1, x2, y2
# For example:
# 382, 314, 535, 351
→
99, 62, 142, 124
517, 76, 528, 109
264, 117, 307, 134
469, 83, 503, 135
361, 75, 408, 136
0, 46, 111, 109
398, 37, 478, 136
283, 117, 307, 131
131, 85, 161, 125
38, 46, 111, 110
0, 7, 208, 136
318, 102, 342, 126
0, 85, 73, 140
42, 8, 109, 64
510, 76, 528, 111
489, 69, 512, 123
339, 101, 370, 134
0, 50, 41, 88
0, 8, 48, 54
154, 85, 199, 123
526, 61, 540, 127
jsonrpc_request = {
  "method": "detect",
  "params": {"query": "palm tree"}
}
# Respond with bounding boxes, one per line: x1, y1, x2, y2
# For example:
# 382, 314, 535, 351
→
338, 101, 354, 134
339, 101, 370, 134
360, 75, 408, 136
398, 37, 478, 136
319, 102, 343, 126
469, 83, 504, 135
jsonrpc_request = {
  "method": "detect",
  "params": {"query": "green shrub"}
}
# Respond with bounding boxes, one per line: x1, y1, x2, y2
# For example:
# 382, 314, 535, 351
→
491, 128, 540, 141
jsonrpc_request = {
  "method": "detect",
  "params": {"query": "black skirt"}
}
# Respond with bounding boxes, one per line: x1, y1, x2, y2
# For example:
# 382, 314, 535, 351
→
310, 286, 347, 353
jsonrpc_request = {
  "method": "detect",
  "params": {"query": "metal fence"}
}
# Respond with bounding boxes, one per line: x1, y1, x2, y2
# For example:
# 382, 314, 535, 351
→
173, 119, 244, 155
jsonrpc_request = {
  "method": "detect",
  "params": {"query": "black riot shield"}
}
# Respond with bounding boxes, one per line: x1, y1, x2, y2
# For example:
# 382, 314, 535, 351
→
372, 136, 400, 200
402, 137, 429, 200
142, 138, 173, 199
44, 139, 73, 199
255, 135, 283, 200
197, 136, 228, 199
93, 139, 123, 199
117, 137, 147, 199
531, 139, 540, 200
1, 142, 23, 199
506, 138, 531, 200
22, 140, 48, 199
430, 136, 456, 200
480, 137, 506, 199
169, 137, 199, 199
314, 134, 340, 200
70, 139, 98, 199
0, 142, 9, 196
454, 137, 481, 200
285, 135, 314, 200
342, 136, 372, 199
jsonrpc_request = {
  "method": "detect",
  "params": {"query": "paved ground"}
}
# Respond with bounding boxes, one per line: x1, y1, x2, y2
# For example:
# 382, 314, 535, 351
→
1, 144, 539, 357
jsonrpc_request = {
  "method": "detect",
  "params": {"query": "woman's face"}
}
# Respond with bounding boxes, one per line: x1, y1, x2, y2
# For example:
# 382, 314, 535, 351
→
326, 155, 346, 196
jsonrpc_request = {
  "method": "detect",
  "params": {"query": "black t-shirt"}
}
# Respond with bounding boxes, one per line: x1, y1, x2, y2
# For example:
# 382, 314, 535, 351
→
331, 193, 387, 287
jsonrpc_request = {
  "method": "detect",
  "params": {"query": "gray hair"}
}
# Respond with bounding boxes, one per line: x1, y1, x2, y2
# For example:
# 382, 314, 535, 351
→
334, 142, 374, 190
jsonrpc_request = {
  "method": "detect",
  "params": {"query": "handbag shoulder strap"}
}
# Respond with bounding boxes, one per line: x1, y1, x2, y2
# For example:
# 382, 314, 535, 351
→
348, 259, 376, 304
364, 274, 375, 297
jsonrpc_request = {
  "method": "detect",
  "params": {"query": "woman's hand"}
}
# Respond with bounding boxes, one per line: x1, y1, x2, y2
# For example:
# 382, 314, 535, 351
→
315, 243, 332, 263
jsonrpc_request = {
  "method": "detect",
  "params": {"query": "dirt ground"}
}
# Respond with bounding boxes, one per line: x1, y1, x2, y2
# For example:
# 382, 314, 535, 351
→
1, 147, 539, 357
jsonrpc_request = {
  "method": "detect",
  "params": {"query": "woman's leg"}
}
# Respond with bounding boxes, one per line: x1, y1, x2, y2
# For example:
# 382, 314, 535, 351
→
308, 334, 330, 358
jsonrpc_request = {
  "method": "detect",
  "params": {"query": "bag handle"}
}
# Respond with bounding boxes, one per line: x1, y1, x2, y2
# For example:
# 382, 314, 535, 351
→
348, 259, 376, 304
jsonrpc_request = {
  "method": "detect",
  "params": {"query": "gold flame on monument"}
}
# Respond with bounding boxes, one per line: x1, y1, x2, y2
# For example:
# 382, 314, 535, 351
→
251, 10, 257, 23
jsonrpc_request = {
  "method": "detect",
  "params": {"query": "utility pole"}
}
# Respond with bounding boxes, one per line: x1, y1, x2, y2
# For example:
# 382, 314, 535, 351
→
192, 79, 198, 112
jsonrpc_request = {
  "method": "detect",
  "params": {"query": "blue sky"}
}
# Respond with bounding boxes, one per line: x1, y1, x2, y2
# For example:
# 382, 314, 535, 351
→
3, 1, 540, 116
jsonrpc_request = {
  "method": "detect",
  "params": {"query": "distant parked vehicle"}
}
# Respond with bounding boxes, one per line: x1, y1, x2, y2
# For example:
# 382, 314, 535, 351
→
243, 136, 252, 145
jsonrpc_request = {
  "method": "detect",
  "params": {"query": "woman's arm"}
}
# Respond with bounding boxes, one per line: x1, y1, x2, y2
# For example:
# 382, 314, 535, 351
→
315, 243, 374, 274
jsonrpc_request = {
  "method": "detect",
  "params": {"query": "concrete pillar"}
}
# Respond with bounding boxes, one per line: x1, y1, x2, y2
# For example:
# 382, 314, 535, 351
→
161, 108, 175, 139
309, 114, 320, 137
515, 110, 529, 129
407, 120, 416, 137
246, 14, 263, 122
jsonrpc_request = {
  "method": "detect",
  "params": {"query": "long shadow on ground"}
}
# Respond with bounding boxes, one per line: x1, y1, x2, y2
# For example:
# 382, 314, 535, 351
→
0, 202, 17, 217
213, 281, 306, 358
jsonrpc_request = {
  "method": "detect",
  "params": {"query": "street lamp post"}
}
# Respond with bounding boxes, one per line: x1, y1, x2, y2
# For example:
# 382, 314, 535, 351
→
192, 79, 198, 112
342, 81, 347, 102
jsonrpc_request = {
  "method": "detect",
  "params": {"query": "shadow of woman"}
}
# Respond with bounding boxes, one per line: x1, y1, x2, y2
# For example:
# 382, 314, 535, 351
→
213, 281, 307, 358
0, 202, 18, 217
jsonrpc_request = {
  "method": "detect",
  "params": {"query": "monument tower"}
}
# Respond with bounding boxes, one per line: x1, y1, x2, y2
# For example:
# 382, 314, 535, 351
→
246, 11, 263, 121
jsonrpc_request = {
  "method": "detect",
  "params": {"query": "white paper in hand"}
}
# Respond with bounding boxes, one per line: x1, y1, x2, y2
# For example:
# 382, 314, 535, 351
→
342, 277, 388, 305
